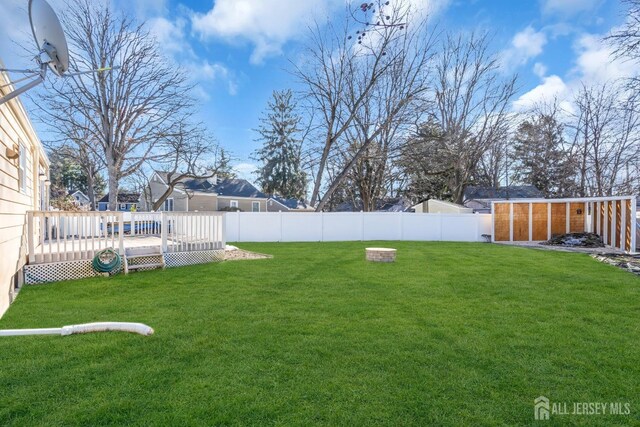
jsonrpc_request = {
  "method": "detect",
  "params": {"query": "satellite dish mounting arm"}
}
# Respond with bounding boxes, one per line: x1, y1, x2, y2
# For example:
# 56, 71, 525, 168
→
0, 62, 47, 106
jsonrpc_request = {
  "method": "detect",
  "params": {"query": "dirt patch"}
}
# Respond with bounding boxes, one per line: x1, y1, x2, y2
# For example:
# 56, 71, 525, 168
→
224, 249, 272, 261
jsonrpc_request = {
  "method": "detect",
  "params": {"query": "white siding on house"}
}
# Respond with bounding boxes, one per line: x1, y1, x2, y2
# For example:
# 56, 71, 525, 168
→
0, 69, 49, 318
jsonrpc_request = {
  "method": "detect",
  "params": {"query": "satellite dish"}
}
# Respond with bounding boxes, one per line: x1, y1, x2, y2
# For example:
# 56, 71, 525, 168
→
0, 0, 117, 105
29, 0, 69, 77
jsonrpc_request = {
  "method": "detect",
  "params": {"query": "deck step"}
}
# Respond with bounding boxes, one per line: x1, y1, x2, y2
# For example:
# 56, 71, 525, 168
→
127, 262, 164, 271
126, 253, 162, 260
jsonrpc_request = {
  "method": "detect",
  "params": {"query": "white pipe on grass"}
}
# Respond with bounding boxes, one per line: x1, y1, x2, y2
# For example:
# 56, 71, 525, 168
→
0, 322, 154, 337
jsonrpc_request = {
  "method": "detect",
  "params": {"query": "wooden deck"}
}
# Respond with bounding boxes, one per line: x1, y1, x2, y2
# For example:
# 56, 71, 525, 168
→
27, 211, 226, 264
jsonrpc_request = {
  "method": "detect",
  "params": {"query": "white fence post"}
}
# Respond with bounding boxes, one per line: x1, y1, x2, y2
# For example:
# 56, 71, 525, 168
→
161, 212, 168, 252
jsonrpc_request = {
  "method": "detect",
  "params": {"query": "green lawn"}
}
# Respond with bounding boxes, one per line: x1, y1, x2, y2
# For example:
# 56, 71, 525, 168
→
0, 242, 638, 426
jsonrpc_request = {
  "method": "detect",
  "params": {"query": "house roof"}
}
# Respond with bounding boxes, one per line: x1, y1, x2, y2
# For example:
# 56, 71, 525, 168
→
269, 195, 313, 210
154, 171, 267, 199
98, 193, 140, 203
333, 197, 413, 212
376, 197, 413, 212
69, 190, 89, 199
464, 185, 544, 201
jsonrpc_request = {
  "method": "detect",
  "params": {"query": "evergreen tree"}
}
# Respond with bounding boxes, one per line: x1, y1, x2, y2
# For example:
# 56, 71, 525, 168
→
253, 90, 307, 199
511, 113, 577, 197
48, 149, 106, 199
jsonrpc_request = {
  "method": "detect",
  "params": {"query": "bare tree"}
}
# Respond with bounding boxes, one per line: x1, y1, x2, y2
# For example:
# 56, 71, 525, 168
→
306, 3, 435, 211
147, 123, 233, 211
606, 0, 640, 93
428, 32, 517, 204
569, 83, 640, 196
35, 0, 192, 210
335, 75, 414, 211
295, 1, 427, 210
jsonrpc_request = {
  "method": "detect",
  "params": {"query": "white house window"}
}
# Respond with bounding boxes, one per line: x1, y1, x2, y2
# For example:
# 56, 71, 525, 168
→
252, 201, 260, 212
18, 143, 27, 193
163, 198, 174, 211
119, 203, 127, 211
230, 200, 238, 208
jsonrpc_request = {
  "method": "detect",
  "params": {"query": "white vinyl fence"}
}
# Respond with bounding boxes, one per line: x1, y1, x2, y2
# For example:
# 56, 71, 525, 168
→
224, 212, 492, 243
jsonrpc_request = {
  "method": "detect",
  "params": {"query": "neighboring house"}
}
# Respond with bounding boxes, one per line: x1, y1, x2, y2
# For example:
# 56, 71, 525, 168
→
143, 171, 267, 212
97, 193, 140, 211
463, 185, 544, 213
69, 190, 91, 208
267, 196, 314, 212
412, 199, 474, 214
0, 66, 50, 317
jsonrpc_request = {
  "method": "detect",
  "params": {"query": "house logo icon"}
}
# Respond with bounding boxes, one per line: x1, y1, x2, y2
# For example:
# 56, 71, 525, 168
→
535, 396, 550, 420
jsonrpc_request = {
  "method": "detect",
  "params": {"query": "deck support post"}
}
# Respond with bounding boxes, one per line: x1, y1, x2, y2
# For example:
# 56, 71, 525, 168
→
118, 213, 124, 255
161, 212, 168, 253
27, 212, 35, 264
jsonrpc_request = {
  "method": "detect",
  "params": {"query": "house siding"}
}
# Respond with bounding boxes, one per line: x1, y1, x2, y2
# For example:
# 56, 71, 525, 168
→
188, 194, 217, 211
218, 197, 265, 212
143, 176, 189, 211
144, 174, 267, 212
0, 70, 49, 317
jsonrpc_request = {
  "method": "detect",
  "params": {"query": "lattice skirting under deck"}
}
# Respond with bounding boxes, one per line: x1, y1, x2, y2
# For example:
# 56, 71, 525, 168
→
164, 250, 225, 267
24, 250, 224, 284
24, 259, 122, 284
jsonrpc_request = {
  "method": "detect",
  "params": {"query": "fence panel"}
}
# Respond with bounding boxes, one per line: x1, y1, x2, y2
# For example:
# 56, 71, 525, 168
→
224, 212, 491, 243
363, 213, 402, 240
281, 213, 323, 242
401, 214, 443, 240
322, 213, 364, 241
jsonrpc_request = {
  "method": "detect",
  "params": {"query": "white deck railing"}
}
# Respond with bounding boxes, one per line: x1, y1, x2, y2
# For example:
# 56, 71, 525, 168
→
27, 211, 124, 263
129, 212, 162, 237
163, 211, 226, 252
27, 211, 226, 264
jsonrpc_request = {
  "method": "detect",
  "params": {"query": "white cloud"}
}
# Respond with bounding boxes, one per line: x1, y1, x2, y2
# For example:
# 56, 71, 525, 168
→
571, 33, 636, 84
148, 16, 192, 56
533, 62, 547, 78
501, 26, 547, 70
233, 162, 257, 182
540, 0, 601, 16
191, 0, 342, 64
513, 27, 640, 114
513, 75, 568, 111
186, 61, 239, 96
192, 0, 450, 64
146, 15, 240, 97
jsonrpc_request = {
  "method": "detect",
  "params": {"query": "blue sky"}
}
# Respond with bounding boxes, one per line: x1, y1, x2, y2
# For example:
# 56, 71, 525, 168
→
0, 0, 631, 181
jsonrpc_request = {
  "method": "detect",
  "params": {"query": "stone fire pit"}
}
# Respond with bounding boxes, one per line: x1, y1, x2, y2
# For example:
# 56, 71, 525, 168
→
366, 247, 397, 263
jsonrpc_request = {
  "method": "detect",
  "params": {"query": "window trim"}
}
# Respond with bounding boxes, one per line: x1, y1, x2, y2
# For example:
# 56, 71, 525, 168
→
163, 197, 174, 212
252, 201, 260, 212
230, 200, 239, 208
